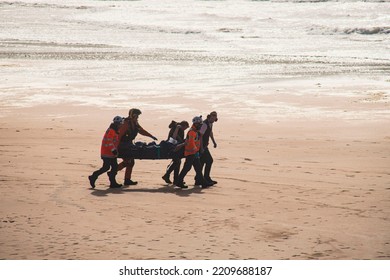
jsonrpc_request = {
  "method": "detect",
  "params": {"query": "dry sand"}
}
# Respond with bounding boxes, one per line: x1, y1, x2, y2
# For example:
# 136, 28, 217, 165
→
0, 100, 389, 260
0, 0, 389, 260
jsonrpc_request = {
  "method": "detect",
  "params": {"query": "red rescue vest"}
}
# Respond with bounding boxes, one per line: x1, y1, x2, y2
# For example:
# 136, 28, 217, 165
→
184, 126, 201, 156
101, 128, 119, 158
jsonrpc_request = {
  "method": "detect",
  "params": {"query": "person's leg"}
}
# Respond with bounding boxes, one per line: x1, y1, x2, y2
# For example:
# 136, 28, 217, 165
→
93, 158, 111, 177
89, 158, 111, 188
199, 152, 206, 172
195, 151, 206, 184
124, 158, 137, 185
118, 159, 125, 170
162, 160, 175, 184
193, 157, 212, 188
173, 147, 184, 184
176, 155, 194, 188
202, 148, 214, 182
108, 158, 122, 188
173, 158, 181, 184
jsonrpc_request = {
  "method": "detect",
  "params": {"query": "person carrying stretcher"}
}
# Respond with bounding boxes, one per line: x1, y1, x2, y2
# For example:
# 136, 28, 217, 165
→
117, 108, 158, 186
88, 116, 124, 189
162, 120, 189, 184
175, 116, 213, 189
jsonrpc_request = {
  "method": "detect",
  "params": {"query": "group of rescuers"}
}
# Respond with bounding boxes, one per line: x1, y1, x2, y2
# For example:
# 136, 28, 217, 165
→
89, 109, 218, 189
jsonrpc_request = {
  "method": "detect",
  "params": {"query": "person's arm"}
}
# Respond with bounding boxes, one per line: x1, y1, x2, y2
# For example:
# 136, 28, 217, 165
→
210, 130, 217, 148
138, 124, 158, 140
199, 133, 204, 154
117, 120, 128, 141
199, 123, 207, 136
198, 123, 207, 153
174, 142, 185, 151
107, 129, 118, 156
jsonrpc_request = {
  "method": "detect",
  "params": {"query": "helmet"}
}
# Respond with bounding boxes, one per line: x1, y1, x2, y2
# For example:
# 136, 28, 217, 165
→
113, 116, 124, 124
192, 115, 203, 124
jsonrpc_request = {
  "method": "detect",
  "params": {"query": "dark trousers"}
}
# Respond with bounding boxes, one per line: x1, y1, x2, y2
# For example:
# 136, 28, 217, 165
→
200, 147, 213, 180
195, 147, 214, 183
92, 157, 118, 184
164, 146, 184, 183
164, 158, 182, 183
177, 154, 206, 185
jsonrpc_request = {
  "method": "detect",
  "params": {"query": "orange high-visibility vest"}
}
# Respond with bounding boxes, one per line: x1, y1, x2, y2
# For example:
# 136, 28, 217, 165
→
101, 128, 119, 158
184, 126, 201, 156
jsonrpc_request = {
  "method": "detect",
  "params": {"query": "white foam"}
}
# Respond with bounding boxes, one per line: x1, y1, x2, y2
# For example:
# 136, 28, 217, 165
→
0, 0, 389, 122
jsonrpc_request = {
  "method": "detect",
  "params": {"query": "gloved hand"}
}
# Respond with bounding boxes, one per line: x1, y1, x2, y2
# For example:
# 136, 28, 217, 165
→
195, 152, 200, 159
111, 149, 118, 156
151, 136, 158, 141
214, 143, 217, 148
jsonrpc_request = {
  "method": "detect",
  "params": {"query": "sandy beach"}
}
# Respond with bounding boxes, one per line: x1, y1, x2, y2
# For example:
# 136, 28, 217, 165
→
0, 0, 390, 260
0, 102, 389, 259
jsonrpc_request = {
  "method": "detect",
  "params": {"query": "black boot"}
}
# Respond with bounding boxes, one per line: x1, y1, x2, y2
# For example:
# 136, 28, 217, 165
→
201, 182, 212, 189
109, 182, 123, 188
205, 177, 217, 185
200, 177, 213, 189
162, 174, 172, 184
124, 179, 138, 185
176, 181, 188, 189
88, 175, 97, 189
108, 171, 122, 188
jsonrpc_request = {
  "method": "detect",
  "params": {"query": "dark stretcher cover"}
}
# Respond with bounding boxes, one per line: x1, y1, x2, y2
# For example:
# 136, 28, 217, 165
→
118, 141, 182, 160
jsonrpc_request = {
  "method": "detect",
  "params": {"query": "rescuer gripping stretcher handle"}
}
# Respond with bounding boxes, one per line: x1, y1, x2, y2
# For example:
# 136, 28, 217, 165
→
117, 108, 158, 186
175, 116, 213, 189
161, 120, 190, 184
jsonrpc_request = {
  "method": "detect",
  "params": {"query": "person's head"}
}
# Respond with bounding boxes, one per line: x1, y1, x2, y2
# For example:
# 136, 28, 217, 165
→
179, 121, 189, 130
207, 111, 218, 123
112, 116, 124, 125
128, 108, 142, 121
168, 120, 177, 129
111, 116, 123, 131
192, 115, 203, 130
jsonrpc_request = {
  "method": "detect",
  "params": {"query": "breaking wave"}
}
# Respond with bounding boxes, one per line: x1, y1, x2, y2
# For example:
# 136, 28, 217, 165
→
336, 27, 390, 35
310, 25, 390, 36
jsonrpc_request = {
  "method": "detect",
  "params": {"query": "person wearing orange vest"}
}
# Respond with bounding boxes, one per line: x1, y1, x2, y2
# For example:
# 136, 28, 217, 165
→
117, 108, 158, 186
175, 116, 212, 189
89, 116, 123, 189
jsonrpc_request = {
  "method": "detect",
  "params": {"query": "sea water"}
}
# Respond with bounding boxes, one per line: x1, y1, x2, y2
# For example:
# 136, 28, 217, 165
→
0, 0, 389, 120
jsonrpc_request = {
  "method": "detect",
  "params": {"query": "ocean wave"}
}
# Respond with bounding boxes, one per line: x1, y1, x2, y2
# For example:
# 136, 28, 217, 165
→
309, 25, 390, 35
217, 28, 243, 33
336, 27, 390, 35
1, 44, 389, 75
0, 1, 91, 10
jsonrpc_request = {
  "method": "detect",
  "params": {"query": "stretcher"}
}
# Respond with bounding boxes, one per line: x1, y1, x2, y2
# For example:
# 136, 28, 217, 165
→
118, 141, 182, 160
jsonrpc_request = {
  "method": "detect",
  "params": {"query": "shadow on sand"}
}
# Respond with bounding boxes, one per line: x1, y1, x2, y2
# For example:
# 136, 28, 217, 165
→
90, 184, 207, 197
